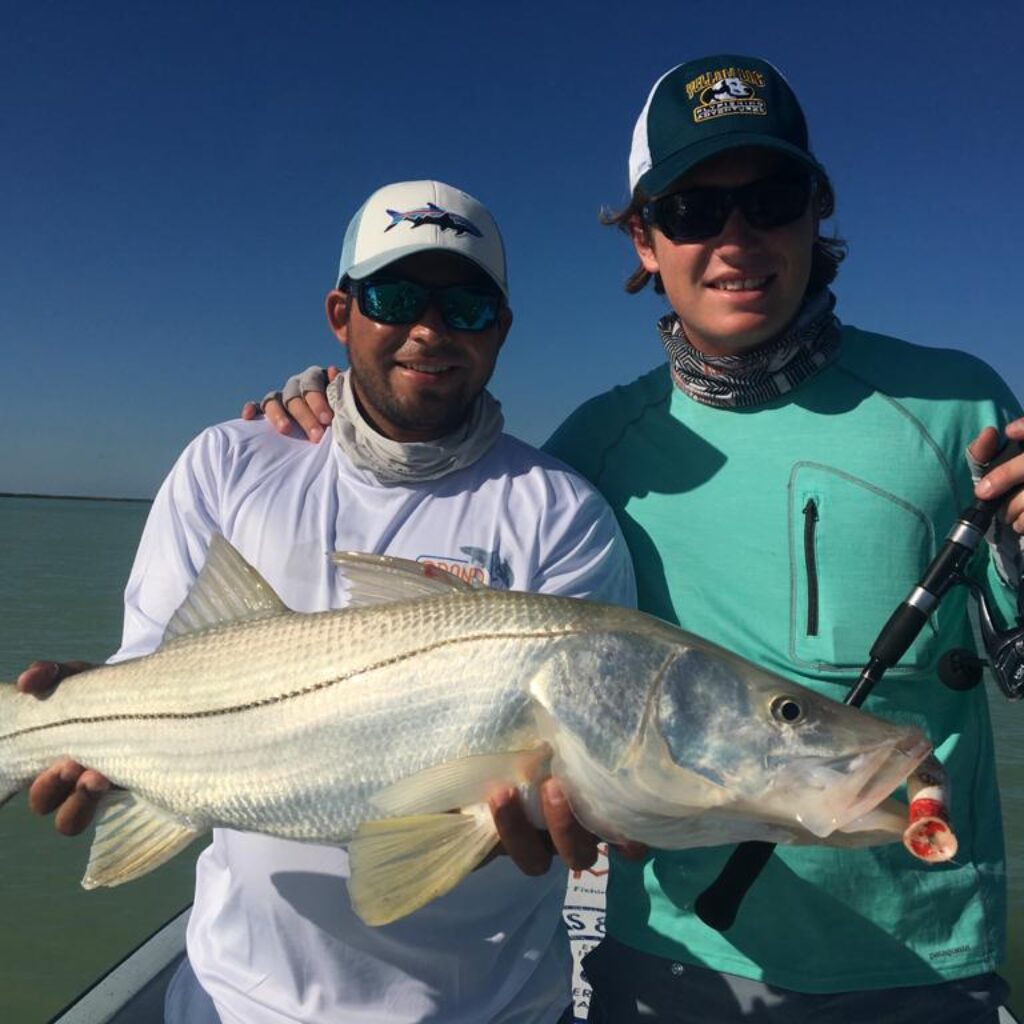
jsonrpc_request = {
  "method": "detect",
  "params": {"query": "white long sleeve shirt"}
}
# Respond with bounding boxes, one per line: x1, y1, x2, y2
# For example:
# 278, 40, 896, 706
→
112, 419, 636, 1024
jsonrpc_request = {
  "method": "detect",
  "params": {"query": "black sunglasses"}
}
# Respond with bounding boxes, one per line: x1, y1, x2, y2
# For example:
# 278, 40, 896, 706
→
349, 277, 503, 332
642, 172, 815, 244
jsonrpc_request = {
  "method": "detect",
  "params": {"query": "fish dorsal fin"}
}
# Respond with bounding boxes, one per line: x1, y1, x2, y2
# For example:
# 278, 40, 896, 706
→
348, 804, 499, 925
83, 791, 202, 889
330, 551, 479, 609
164, 534, 288, 641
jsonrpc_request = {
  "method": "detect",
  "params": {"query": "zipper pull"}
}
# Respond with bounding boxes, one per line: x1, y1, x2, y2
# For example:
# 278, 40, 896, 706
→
803, 499, 819, 637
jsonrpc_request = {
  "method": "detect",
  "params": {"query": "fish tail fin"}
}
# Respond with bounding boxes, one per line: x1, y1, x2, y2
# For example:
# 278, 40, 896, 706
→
0, 683, 29, 807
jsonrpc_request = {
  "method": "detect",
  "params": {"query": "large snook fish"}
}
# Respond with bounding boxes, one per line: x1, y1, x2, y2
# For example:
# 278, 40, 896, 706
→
0, 537, 931, 925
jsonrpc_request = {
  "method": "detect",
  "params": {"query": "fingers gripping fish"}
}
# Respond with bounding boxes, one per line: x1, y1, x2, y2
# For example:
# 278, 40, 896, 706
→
0, 536, 933, 925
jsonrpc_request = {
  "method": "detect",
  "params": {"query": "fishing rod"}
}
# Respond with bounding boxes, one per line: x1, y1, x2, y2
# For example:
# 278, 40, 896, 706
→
694, 493, 1024, 932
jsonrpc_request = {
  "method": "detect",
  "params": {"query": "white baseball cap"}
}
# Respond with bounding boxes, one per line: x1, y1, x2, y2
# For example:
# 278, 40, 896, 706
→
337, 180, 508, 297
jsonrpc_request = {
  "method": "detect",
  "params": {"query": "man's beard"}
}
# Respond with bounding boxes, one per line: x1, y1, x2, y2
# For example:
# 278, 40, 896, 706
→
348, 365, 474, 440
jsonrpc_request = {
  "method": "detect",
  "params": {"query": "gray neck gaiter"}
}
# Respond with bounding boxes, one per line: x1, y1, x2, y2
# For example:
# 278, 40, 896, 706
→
328, 371, 504, 484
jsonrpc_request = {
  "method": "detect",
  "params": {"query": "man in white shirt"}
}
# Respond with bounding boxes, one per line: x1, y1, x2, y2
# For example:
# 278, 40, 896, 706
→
21, 180, 635, 1023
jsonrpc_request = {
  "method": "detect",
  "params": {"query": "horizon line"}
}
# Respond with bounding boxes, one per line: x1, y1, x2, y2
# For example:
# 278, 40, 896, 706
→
0, 491, 153, 504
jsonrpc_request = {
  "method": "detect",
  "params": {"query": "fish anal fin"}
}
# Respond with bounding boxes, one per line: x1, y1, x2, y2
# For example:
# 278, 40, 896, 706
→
348, 805, 499, 925
372, 746, 552, 818
83, 791, 202, 889
163, 535, 288, 643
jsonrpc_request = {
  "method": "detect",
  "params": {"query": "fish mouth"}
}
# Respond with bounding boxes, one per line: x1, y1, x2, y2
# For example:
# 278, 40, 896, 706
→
792, 732, 932, 838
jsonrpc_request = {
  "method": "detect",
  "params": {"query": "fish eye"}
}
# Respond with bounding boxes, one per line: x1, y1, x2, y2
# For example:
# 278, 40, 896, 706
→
770, 695, 805, 725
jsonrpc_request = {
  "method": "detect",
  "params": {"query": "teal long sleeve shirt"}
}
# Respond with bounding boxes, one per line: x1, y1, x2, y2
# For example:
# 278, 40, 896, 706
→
545, 324, 1020, 992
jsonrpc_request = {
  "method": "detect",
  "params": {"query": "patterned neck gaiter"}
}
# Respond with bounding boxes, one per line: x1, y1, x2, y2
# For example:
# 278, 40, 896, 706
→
659, 288, 842, 409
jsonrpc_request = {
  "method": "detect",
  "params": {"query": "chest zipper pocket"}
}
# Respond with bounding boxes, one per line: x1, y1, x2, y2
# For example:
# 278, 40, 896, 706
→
803, 498, 819, 637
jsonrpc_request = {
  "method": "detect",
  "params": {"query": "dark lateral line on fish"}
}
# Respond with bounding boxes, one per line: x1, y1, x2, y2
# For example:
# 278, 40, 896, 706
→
0, 627, 588, 743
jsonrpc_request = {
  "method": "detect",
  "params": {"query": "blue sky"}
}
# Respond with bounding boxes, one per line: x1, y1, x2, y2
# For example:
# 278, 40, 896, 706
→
2, 0, 1022, 498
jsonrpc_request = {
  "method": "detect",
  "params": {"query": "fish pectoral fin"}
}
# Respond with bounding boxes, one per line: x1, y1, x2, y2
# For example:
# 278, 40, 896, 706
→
163, 534, 289, 643
372, 747, 552, 817
347, 805, 499, 926
82, 791, 202, 889
329, 551, 478, 608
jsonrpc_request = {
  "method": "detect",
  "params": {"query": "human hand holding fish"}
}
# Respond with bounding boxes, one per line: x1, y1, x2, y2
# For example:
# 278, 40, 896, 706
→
488, 779, 593, 875
17, 660, 110, 835
0, 536, 940, 927
488, 778, 647, 876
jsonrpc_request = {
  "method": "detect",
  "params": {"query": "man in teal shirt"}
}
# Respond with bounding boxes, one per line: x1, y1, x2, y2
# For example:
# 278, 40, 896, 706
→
540, 53, 1020, 1022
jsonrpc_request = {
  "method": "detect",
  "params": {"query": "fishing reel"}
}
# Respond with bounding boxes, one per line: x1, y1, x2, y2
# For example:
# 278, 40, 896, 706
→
937, 574, 1024, 700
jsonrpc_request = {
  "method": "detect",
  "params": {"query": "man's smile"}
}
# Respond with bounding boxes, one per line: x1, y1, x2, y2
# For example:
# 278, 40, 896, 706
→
707, 274, 774, 293
395, 360, 460, 376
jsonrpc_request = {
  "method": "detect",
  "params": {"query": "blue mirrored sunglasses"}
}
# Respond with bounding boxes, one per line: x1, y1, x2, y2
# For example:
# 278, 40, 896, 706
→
350, 277, 503, 332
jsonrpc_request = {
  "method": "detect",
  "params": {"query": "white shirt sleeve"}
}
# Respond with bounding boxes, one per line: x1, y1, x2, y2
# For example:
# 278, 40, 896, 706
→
111, 429, 227, 663
530, 486, 636, 609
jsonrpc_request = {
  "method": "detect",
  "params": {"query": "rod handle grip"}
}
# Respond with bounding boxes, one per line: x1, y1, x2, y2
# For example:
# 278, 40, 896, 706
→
693, 840, 776, 932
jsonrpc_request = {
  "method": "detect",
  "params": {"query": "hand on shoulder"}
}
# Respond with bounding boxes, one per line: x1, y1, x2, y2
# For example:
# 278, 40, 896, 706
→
241, 365, 338, 443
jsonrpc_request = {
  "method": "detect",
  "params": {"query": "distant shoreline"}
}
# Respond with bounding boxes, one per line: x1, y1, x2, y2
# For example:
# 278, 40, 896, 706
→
0, 492, 152, 504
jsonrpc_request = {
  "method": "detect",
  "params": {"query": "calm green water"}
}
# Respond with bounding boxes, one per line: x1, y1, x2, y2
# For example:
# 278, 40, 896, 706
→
0, 495, 1021, 1019
0, 498, 200, 1021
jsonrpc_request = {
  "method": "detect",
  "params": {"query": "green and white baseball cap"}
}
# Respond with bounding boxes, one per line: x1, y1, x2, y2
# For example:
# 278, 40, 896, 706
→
337, 180, 508, 297
628, 54, 826, 197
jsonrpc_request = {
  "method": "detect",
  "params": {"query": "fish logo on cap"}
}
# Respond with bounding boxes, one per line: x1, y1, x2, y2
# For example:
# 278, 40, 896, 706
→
384, 202, 483, 237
